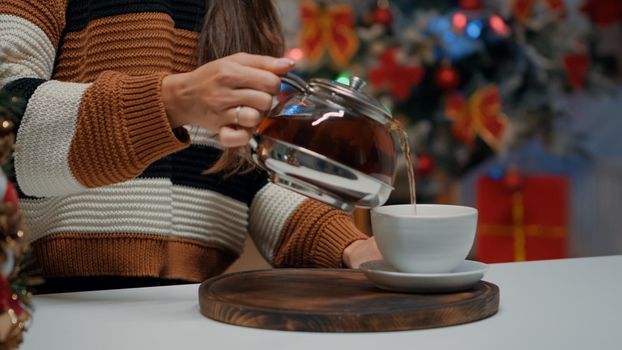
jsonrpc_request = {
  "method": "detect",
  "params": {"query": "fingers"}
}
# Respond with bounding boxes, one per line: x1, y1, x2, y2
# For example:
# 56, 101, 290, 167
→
228, 53, 295, 75
225, 106, 262, 128
218, 126, 253, 147
230, 89, 274, 112
230, 64, 282, 95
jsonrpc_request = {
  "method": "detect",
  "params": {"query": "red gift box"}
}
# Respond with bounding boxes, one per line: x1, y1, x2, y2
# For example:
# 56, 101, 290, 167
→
475, 175, 569, 263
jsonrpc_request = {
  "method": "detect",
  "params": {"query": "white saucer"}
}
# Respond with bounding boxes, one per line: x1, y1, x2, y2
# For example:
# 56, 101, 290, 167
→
359, 259, 489, 293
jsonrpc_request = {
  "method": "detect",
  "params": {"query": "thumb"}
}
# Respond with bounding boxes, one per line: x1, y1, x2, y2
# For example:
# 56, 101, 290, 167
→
229, 53, 296, 75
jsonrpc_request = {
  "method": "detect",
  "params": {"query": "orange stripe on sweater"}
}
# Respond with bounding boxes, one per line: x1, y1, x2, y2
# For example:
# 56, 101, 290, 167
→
68, 71, 189, 188
274, 199, 367, 268
53, 12, 199, 82
32, 232, 237, 282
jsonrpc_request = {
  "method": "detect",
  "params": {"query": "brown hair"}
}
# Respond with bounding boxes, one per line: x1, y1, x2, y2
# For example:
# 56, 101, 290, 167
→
198, 0, 285, 175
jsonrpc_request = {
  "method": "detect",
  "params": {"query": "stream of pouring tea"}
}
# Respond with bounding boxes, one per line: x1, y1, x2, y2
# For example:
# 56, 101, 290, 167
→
391, 122, 417, 215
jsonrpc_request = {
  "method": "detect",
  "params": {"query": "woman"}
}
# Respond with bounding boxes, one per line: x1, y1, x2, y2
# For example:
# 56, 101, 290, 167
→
0, 0, 381, 293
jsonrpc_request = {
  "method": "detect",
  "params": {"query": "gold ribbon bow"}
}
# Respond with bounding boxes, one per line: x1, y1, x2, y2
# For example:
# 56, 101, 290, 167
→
445, 86, 508, 150
300, 0, 359, 67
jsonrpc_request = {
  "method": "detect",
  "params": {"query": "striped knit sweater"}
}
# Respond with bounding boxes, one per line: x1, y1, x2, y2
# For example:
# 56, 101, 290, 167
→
0, 0, 366, 283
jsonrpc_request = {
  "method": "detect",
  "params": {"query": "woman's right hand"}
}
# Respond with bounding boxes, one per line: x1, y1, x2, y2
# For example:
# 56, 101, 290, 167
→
161, 53, 295, 147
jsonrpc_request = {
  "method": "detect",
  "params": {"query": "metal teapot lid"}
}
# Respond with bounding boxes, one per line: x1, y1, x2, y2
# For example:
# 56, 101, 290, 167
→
283, 74, 392, 125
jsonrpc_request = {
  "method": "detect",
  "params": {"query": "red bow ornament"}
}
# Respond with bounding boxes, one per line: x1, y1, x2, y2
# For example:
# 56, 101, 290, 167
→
445, 86, 508, 150
369, 48, 424, 100
300, 0, 359, 67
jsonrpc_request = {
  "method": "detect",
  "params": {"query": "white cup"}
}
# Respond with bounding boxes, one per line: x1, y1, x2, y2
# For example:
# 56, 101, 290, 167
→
371, 204, 478, 273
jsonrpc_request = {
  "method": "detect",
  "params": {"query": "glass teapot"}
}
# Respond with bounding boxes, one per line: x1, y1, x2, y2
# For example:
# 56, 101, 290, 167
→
249, 74, 401, 212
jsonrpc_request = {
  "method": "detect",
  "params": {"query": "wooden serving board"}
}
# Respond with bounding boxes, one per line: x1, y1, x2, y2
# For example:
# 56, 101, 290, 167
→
199, 269, 499, 332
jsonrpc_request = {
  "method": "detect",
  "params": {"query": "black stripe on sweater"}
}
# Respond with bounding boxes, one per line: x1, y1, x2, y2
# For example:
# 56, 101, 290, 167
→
2, 78, 46, 131
140, 144, 269, 206
64, 0, 206, 33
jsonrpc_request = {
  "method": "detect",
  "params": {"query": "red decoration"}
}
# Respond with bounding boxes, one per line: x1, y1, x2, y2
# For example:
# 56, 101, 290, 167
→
445, 86, 508, 150
435, 65, 460, 90
513, 0, 567, 23
459, 0, 483, 10
372, 4, 393, 27
452, 13, 468, 30
581, 0, 622, 27
512, 0, 535, 23
369, 48, 424, 100
2, 181, 18, 213
0, 276, 20, 315
503, 170, 524, 190
415, 154, 435, 177
546, 0, 566, 14
0, 276, 10, 313
489, 15, 510, 36
476, 175, 568, 263
563, 53, 590, 90
300, 0, 359, 67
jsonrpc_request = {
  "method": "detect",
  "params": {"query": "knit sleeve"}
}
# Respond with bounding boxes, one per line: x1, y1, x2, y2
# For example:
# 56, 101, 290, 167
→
0, 0, 190, 197
248, 183, 368, 268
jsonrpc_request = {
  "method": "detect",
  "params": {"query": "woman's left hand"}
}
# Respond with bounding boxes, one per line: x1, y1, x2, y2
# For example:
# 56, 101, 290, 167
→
342, 237, 383, 268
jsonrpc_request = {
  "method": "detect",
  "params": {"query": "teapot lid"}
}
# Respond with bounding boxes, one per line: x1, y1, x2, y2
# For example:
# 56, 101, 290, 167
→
309, 76, 392, 125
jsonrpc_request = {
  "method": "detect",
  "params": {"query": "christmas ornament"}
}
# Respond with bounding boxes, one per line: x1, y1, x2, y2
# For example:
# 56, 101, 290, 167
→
300, 0, 359, 67
452, 12, 468, 31
369, 48, 424, 100
435, 64, 460, 90
459, 0, 483, 11
465, 19, 483, 39
512, 0, 535, 24
371, 0, 393, 27
415, 154, 435, 177
563, 53, 590, 90
488, 15, 510, 36
445, 86, 508, 150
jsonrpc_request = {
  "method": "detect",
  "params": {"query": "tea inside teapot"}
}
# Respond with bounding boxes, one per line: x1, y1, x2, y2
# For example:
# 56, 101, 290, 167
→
250, 75, 400, 211
257, 100, 396, 185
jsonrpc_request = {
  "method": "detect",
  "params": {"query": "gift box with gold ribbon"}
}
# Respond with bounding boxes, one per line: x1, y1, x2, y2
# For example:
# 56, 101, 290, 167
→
475, 174, 569, 263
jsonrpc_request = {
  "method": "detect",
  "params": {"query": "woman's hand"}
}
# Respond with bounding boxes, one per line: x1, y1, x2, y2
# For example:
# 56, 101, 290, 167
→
342, 237, 383, 269
161, 53, 295, 147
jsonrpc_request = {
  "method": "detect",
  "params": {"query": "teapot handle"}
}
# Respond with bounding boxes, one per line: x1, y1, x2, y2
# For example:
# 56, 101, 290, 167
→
250, 74, 308, 152
280, 73, 309, 94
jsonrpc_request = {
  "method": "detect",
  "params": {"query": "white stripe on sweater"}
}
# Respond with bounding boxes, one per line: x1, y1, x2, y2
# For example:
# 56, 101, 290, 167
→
0, 14, 55, 88
248, 183, 307, 262
14, 80, 90, 197
172, 186, 248, 254
21, 179, 174, 241
22, 179, 250, 254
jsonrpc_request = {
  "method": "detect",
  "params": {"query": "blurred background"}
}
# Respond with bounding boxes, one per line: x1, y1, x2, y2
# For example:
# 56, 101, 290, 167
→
230, 0, 622, 271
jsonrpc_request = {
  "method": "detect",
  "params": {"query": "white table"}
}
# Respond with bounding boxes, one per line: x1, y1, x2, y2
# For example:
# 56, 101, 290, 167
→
21, 256, 622, 350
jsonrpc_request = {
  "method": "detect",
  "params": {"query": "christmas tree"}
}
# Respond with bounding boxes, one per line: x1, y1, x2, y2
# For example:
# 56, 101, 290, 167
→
279, 0, 621, 203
